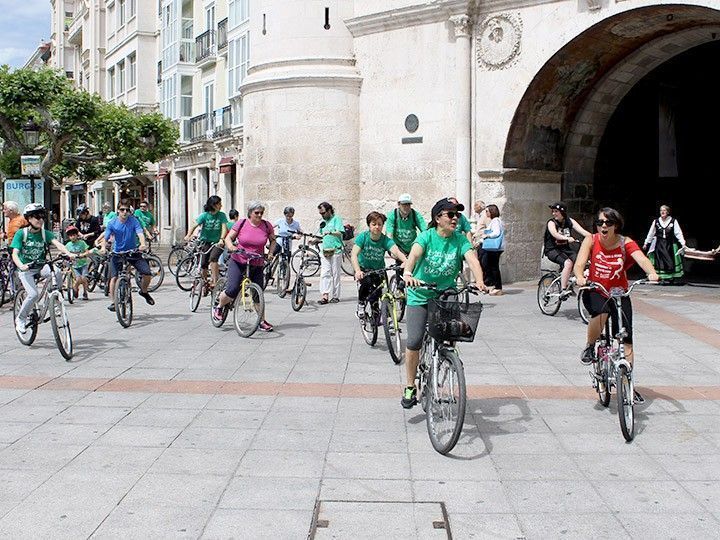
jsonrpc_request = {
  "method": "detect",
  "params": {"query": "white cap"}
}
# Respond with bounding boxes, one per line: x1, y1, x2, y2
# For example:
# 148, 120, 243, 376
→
398, 193, 413, 204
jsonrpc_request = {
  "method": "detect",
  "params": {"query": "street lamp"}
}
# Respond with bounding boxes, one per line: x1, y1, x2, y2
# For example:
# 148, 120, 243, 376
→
22, 119, 40, 149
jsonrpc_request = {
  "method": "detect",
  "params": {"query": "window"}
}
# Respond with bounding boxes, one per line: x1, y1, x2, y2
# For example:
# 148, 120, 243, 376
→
129, 0, 136, 19
180, 75, 193, 117
117, 60, 125, 94
118, 0, 126, 26
128, 53, 137, 89
203, 83, 214, 116
206, 5, 215, 33
107, 67, 115, 98
161, 74, 177, 119
227, 32, 249, 98
228, 0, 249, 29
107, 4, 115, 34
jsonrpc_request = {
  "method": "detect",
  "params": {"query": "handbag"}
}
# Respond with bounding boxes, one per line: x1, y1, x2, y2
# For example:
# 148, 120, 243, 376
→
482, 228, 504, 251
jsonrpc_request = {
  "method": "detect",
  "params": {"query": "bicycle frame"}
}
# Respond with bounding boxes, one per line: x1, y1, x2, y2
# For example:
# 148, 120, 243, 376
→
22, 261, 64, 324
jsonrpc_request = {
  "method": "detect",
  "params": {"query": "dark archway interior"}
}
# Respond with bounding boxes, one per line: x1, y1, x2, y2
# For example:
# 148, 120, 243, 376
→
595, 39, 720, 280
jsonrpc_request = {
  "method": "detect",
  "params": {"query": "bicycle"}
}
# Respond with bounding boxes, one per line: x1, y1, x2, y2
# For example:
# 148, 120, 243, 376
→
210, 249, 266, 337
263, 236, 293, 298
413, 282, 482, 455
175, 243, 207, 292
111, 249, 144, 328
356, 265, 405, 364
537, 263, 591, 324
141, 252, 165, 292
168, 237, 198, 276
86, 251, 110, 296
59, 258, 76, 304
581, 279, 652, 442
0, 248, 19, 307
12, 256, 74, 360
288, 233, 323, 311
189, 247, 227, 312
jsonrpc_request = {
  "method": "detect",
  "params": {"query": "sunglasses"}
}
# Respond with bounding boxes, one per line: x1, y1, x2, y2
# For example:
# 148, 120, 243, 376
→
253, 210, 264, 216
118, 208, 130, 212
595, 219, 615, 227
440, 211, 459, 219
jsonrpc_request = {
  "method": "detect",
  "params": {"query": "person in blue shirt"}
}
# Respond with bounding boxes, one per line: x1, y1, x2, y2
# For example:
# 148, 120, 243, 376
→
273, 206, 303, 256
99, 201, 154, 312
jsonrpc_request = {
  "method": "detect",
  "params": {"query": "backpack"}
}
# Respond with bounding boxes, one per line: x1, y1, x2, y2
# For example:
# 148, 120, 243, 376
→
392, 209, 420, 238
342, 224, 355, 241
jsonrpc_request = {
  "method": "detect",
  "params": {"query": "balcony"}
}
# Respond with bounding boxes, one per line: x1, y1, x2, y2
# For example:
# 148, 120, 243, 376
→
187, 113, 210, 142
217, 18, 228, 54
212, 106, 232, 138
195, 30, 216, 66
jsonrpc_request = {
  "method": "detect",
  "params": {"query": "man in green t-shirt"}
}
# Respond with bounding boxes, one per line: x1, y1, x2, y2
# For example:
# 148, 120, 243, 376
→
316, 202, 344, 304
133, 200, 158, 241
351, 211, 407, 318
385, 193, 427, 256
448, 197, 473, 243
185, 196, 229, 288
11, 203, 76, 334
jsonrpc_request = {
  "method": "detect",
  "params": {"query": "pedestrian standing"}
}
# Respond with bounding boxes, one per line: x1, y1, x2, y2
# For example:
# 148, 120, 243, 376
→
2, 201, 28, 248
317, 202, 344, 304
479, 204, 505, 295
643, 205, 687, 284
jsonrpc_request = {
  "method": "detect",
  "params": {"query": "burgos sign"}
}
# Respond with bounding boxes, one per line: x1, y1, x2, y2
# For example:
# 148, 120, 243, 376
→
3, 179, 44, 209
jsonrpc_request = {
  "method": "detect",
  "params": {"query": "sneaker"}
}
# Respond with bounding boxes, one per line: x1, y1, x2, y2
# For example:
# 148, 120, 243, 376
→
212, 306, 224, 321
633, 390, 645, 404
580, 345, 595, 365
259, 320, 274, 332
329, 297, 340, 303
139, 291, 155, 305
15, 316, 27, 334
401, 386, 417, 409
107, 303, 116, 312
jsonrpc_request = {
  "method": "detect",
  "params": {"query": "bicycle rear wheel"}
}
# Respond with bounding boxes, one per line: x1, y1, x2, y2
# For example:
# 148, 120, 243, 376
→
86, 261, 98, 292
115, 277, 133, 328
291, 246, 320, 278
13, 290, 38, 346
341, 246, 354, 276
381, 299, 403, 365
537, 273, 562, 315
189, 277, 203, 312
210, 277, 229, 327
175, 256, 196, 292
65, 273, 75, 304
276, 259, 291, 298
167, 247, 189, 276
233, 282, 264, 337
49, 294, 73, 360
388, 274, 406, 323
291, 276, 306, 311
617, 365, 635, 441
139, 255, 165, 292
360, 302, 378, 346
578, 288, 591, 324
426, 349, 467, 455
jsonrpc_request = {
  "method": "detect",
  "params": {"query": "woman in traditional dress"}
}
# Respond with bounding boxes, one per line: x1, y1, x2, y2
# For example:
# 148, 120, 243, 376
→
643, 205, 687, 284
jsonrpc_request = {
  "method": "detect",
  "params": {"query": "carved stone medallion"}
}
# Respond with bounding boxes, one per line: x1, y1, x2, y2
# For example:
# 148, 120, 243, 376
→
476, 14, 522, 71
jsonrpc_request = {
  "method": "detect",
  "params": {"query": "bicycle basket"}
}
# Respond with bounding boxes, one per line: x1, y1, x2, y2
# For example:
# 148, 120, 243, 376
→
427, 297, 483, 343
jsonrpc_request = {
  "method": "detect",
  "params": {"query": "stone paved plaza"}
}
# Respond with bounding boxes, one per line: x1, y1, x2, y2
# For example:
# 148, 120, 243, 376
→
0, 276, 719, 539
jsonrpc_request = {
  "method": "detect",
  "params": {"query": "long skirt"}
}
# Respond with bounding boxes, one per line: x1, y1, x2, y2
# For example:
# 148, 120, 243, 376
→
650, 237, 684, 280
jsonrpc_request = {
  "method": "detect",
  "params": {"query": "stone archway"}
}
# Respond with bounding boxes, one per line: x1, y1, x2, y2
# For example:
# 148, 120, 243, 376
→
504, 4, 720, 217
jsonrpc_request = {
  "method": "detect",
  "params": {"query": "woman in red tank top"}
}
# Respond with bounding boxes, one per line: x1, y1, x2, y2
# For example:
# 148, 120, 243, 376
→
574, 208, 658, 367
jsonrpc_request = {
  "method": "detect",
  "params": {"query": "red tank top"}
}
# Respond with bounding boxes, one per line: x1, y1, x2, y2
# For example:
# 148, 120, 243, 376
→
588, 233, 640, 296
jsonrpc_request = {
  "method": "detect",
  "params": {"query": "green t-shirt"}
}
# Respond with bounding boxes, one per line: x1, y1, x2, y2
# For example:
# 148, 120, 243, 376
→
65, 239, 89, 267
320, 214, 344, 252
196, 211, 229, 243
355, 231, 395, 270
10, 228, 55, 265
133, 209, 155, 229
386, 209, 427, 254
103, 211, 117, 227
457, 213, 472, 234
407, 228, 472, 306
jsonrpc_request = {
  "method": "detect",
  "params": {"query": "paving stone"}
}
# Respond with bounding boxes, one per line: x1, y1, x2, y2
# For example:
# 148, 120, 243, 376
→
93, 503, 214, 538
320, 478, 412, 502
502, 480, 608, 513
324, 451, 411, 480
218, 476, 320, 510
236, 450, 326, 478
517, 513, 629, 539
121, 472, 230, 509
93, 425, 183, 448
593, 480, 706, 513
201, 508, 311, 539
616, 512, 720, 538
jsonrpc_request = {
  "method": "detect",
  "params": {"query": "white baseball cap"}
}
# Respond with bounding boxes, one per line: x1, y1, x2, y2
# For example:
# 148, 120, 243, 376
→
398, 193, 413, 204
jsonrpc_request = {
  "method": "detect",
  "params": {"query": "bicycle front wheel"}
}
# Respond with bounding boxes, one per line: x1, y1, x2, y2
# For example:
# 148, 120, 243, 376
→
189, 277, 203, 312
86, 261, 97, 292
341, 246, 354, 276
115, 277, 133, 328
175, 256, 196, 291
537, 273, 562, 315
49, 294, 73, 360
276, 259, 291, 298
65, 273, 75, 304
381, 299, 403, 364
140, 255, 165, 292
291, 247, 320, 277
578, 289, 591, 325
617, 365, 635, 441
594, 351, 611, 407
426, 349, 467, 455
360, 302, 378, 346
291, 276, 306, 311
388, 274, 406, 323
233, 282, 264, 337
13, 290, 38, 346
210, 277, 229, 327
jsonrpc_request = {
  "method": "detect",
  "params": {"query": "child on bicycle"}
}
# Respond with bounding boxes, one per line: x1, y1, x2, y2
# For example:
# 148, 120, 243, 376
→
351, 212, 408, 320
64, 226, 91, 300
11, 203, 76, 334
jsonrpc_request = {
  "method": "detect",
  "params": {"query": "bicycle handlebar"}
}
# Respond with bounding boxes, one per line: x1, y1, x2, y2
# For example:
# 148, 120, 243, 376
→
27, 254, 72, 270
580, 279, 656, 297
296, 232, 323, 240
360, 265, 404, 276
231, 247, 266, 261
412, 280, 481, 297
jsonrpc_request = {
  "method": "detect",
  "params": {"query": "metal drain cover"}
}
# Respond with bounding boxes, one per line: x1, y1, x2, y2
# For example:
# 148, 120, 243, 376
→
309, 500, 451, 538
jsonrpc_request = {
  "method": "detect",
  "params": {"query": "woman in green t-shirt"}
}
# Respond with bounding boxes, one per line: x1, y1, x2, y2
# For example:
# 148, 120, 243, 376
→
351, 211, 407, 317
400, 198, 486, 409
184, 196, 229, 288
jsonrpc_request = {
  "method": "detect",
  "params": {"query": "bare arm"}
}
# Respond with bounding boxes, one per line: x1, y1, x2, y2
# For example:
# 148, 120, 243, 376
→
463, 249, 487, 291
627, 237, 659, 281
389, 245, 407, 263
574, 235, 593, 285
570, 218, 592, 239
402, 243, 425, 287
351, 244, 363, 279
51, 238, 74, 257
225, 228, 238, 251
185, 222, 199, 241
219, 223, 228, 244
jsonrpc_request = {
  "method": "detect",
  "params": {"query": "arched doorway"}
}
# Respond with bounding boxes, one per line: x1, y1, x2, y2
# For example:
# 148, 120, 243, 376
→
503, 4, 720, 280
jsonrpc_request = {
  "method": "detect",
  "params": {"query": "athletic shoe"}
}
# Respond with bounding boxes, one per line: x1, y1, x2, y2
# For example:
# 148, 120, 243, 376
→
15, 316, 27, 334
580, 345, 595, 365
355, 304, 366, 319
401, 386, 417, 409
107, 304, 116, 312
259, 321, 274, 332
139, 291, 155, 305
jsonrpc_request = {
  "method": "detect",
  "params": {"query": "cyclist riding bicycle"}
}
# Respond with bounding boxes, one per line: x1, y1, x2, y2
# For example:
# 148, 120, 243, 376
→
185, 196, 229, 289
544, 201, 591, 295
134, 200, 158, 241
273, 206, 302, 256
100, 201, 155, 311
351, 211, 408, 318
400, 198, 487, 409
11, 203, 76, 334
574, 207, 658, 374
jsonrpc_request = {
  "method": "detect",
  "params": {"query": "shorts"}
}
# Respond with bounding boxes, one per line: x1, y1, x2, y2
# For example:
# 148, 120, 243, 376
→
200, 242, 223, 269
225, 259, 264, 298
406, 304, 429, 351
109, 253, 151, 278
582, 290, 633, 344
545, 246, 577, 266
72, 265, 89, 278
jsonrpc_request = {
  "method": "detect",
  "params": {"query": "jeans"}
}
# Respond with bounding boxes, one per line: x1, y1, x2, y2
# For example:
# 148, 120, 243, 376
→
17, 266, 61, 320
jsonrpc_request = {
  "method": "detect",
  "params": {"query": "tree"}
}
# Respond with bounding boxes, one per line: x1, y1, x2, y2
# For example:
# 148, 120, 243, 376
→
0, 66, 178, 186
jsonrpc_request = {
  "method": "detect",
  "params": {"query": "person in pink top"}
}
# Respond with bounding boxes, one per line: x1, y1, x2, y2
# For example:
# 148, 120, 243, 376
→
214, 201, 277, 331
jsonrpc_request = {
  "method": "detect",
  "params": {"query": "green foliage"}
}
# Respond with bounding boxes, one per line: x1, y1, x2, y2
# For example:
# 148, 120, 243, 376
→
0, 147, 20, 177
0, 67, 178, 184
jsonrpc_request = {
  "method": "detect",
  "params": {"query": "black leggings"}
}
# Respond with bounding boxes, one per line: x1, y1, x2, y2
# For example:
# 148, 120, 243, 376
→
357, 272, 384, 305
225, 259, 263, 299
480, 249, 503, 290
